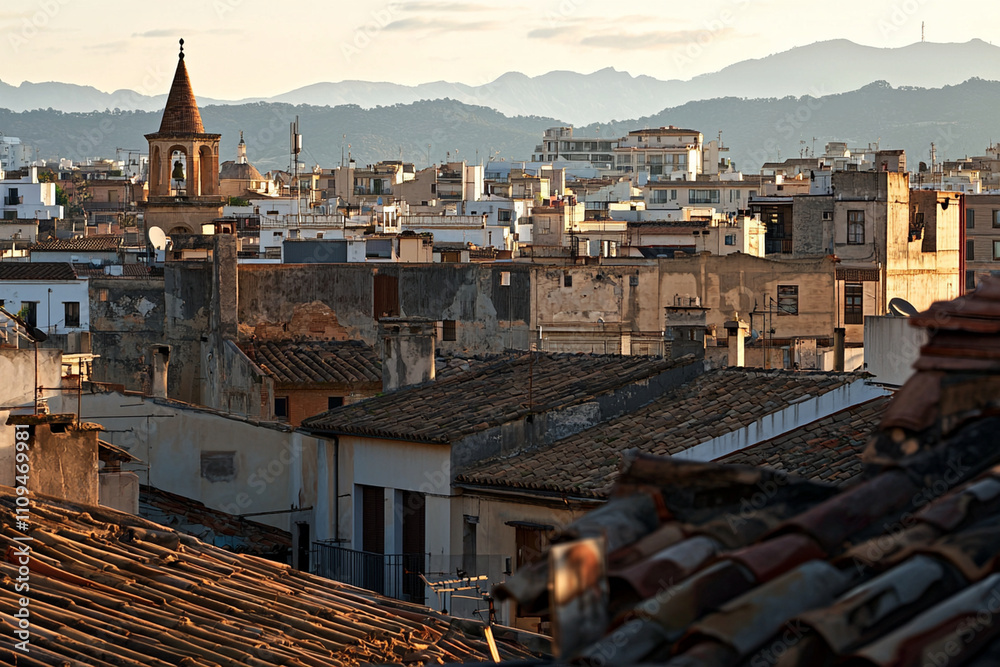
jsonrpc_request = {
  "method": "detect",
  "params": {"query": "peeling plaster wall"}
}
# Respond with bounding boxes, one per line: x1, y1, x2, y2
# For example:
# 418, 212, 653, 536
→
238, 264, 534, 354
89, 277, 166, 392
0, 349, 64, 488
201, 339, 272, 419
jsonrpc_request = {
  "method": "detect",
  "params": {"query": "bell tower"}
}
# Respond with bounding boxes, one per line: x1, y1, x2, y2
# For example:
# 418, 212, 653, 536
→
143, 39, 224, 235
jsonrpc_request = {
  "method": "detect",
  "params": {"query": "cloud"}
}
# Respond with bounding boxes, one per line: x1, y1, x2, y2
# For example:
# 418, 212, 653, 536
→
132, 29, 185, 38
383, 16, 501, 33
583, 27, 736, 50
528, 16, 736, 51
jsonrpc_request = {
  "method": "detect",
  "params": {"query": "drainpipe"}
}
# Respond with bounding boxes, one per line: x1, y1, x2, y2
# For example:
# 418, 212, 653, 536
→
333, 435, 340, 543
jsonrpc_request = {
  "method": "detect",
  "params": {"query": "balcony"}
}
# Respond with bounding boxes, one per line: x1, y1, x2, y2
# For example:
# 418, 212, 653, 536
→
3, 196, 21, 206
765, 238, 794, 254
312, 544, 426, 603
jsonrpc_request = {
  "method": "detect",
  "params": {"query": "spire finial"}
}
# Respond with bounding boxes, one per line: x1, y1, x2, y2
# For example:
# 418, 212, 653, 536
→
179, 38, 184, 60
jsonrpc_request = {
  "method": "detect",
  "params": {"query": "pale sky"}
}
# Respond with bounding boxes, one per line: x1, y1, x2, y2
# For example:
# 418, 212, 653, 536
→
1, 0, 997, 99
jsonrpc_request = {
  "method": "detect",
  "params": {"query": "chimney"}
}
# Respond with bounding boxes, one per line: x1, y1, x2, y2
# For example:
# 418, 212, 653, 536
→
380, 318, 436, 393
724, 315, 749, 368
833, 328, 846, 372
150, 345, 171, 398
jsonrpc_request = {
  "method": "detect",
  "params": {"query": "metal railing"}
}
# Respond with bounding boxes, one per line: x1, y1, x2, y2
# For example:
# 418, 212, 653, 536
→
312, 543, 427, 603
765, 238, 793, 254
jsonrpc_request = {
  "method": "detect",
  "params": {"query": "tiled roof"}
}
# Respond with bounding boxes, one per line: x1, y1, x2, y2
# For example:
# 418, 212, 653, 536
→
0, 486, 544, 665
74, 264, 155, 278
490, 277, 1000, 666
249, 339, 381, 385
456, 369, 860, 498
30, 234, 123, 252
0, 262, 78, 280
720, 395, 892, 487
139, 485, 292, 557
301, 352, 695, 443
157, 49, 205, 134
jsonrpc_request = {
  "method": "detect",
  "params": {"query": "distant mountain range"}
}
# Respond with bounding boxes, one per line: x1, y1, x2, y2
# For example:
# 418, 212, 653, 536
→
2, 78, 998, 174
3, 40, 1000, 126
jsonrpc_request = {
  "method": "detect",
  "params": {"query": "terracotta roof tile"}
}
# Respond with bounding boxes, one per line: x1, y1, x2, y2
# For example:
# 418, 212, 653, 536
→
249, 339, 381, 385
0, 486, 544, 665
30, 234, 123, 252
721, 396, 892, 487
301, 352, 695, 443
488, 278, 1000, 666
157, 50, 205, 134
457, 369, 862, 498
0, 262, 78, 280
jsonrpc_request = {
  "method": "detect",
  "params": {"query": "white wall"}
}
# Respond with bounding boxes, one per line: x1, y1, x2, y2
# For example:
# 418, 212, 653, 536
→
0, 279, 89, 335
864, 315, 928, 386
673, 378, 890, 462
0, 348, 65, 487
79, 391, 316, 532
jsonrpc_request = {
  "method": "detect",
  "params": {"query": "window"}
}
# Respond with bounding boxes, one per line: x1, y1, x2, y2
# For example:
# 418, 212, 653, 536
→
442, 319, 457, 341
64, 302, 80, 328
649, 190, 670, 204
844, 282, 863, 325
200, 451, 236, 482
822, 211, 833, 221
274, 397, 289, 419
777, 285, 798, 316
968, 239, 975, 262
498, 209, 512, 222
670, 189, 677, 201
994, 240, 1000, 261
20, 302, 37, 328
993, 210, 1000, 229
563, 272, 573, 288
847, 210, 865, 244
967, 209, 975, 229
689, 189, 721, 204
725, 234, 736, 246
966, 270, 977, 291
327, 396, 344, 410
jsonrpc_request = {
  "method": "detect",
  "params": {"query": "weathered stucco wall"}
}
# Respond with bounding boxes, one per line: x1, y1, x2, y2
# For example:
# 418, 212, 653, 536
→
89, 276, 165, 392
657, 253, 837, 342
79, 390, 315, 533
201, 339, 272, 419
0, 349, 64, 488
238, 263, 534, 353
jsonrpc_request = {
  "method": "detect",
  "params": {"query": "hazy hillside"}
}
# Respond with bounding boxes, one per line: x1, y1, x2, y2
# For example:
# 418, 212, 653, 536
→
3, 79, 997, 173
3, 40, 1000, 126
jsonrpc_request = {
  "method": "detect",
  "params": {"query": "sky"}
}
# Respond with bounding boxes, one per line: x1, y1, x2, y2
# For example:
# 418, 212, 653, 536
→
2, 0, 999, 99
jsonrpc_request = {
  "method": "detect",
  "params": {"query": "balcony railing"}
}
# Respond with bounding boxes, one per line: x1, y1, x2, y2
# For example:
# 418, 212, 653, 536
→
312, 543, 427, 604
765, 238, 794, 254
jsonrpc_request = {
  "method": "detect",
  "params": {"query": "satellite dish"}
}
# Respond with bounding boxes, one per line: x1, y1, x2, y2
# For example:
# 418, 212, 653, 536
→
148, 226, 167, 251
889, 297, 919, 317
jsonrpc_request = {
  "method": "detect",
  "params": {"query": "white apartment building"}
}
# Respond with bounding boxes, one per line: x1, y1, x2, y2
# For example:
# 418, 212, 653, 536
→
1, 166, 63, 221
532, 127, 616, 169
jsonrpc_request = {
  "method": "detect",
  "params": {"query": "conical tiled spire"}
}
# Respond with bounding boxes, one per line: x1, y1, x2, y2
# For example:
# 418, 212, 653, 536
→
157, 39, 205, 135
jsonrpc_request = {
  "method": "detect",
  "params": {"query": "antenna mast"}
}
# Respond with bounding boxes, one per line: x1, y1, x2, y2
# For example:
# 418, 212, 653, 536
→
291, 116, 302, 226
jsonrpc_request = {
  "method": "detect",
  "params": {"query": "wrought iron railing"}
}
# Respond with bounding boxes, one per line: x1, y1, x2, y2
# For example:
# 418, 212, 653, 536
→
312, 543, 427, 603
